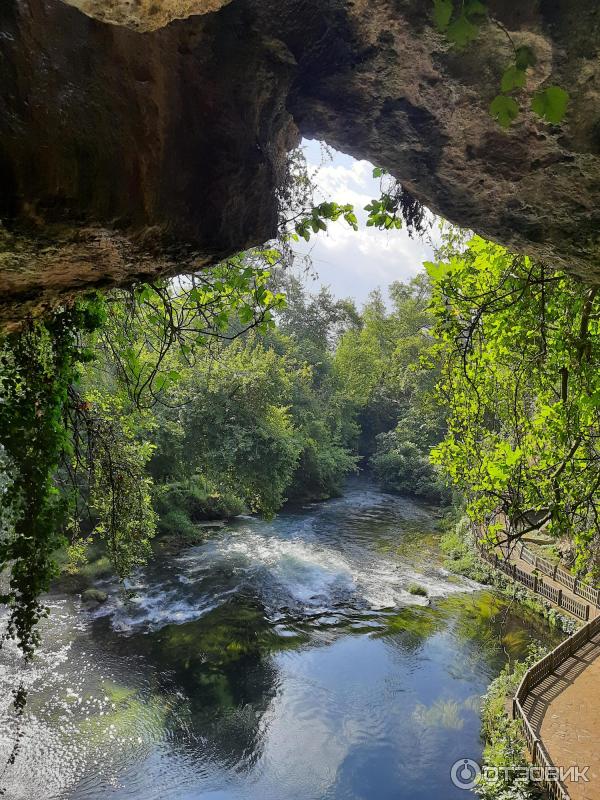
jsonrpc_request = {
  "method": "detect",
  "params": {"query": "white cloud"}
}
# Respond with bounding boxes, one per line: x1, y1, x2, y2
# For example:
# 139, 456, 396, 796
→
291, 139, 439, 304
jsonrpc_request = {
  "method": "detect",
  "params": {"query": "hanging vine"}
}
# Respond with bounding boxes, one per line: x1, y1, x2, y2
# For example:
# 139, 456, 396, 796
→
0, 300, 104, 657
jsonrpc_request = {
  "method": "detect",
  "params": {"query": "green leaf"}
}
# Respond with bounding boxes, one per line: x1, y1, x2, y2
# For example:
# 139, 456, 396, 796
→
515, 45, 536, 71
238, 305, 254, 325
433, 0, 453, 31
489, 94, 519, 128
372, 166, 387, 178
531, 86, 569, 124
464, 0, 487, 20
446, 14, 479, 47
500, 65, 526, 93
424, 260, 451, 283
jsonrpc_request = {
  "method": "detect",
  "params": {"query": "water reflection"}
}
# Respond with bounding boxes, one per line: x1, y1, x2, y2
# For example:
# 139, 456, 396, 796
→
0, 485, 559, 800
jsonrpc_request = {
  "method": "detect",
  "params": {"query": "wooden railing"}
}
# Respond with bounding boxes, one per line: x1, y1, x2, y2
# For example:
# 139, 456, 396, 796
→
476, 540, 600, 800
519, 543, 600, 608
512, 613, 600, 800
478, 544, 594, 621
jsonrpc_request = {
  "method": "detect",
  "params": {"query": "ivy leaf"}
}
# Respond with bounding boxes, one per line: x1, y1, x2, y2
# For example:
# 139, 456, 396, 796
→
343, 210, 358, 230
531, 86, 569, 124
464, 0, 487, 20
433, 0, 453, 31
500, 65, 526, 93
372, 166, 388, 178
424, 260, 451, 283
446, 14, 479, 47
515, 45, 536, 71
489, 94, 519, 128
238, 305, 254, 325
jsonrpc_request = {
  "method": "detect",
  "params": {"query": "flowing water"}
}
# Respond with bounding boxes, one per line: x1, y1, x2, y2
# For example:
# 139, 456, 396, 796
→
0, 484, 558, 800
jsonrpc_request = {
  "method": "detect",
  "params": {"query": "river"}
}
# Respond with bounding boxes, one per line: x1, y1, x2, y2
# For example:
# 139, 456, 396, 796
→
0, 483, 558, 799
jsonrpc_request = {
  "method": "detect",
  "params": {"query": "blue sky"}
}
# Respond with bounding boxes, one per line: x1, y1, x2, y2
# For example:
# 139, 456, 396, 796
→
293, 139, 438, 304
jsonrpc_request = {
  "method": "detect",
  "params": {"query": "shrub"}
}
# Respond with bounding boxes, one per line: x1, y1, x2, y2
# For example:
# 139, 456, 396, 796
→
477, 647, 547, 800
372, 433, 450, 503
154, 479, 245, 539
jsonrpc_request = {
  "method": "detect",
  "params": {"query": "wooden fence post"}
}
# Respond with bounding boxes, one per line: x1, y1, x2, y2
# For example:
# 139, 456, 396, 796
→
534, 575, 539, 594
553, 565, 558, 581
557, 589, 562, 608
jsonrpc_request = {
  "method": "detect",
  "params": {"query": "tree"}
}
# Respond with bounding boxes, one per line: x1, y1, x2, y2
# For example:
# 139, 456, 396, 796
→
428, 236, 600, 578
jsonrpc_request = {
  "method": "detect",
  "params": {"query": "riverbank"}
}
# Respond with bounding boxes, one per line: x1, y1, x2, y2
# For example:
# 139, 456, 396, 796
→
440, 517, 576, 635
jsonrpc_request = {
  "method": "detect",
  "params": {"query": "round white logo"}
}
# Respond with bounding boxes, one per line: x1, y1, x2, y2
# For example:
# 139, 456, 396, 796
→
450, 758, 481, 790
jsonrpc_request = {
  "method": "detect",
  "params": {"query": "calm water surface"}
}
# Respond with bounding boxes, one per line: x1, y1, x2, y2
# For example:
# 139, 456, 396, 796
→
0, 484, 558, 799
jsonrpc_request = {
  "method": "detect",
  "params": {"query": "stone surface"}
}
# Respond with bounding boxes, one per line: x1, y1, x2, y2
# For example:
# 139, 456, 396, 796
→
61, 0, 230, 31
2, 0, 600, 327
81, 587, 109, 607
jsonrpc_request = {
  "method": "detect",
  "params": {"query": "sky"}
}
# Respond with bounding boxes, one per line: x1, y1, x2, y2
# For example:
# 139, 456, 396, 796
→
292, 139, 438, 305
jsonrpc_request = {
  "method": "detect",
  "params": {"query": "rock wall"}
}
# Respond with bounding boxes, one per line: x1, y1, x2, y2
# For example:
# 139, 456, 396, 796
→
2, 0, 600, 327
63, 0, 231, 31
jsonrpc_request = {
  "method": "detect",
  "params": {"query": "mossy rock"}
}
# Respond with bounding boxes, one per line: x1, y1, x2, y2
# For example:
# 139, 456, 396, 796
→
81, 588, 108, 607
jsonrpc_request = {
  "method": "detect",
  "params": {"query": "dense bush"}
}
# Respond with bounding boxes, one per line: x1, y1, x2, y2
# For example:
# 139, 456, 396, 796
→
372, 433, 450, 502
154, 480, 245, 538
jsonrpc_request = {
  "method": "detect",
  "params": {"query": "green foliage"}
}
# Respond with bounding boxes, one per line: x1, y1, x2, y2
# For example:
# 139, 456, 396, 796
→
366, 175, 428, 236
440, 518, 493, 582
156, 507, 200, 540
433, 0, 486, 47
514, 46, 536, 72
364, 196, 403, 230
332, 275, 448, 497
531, 85, 569, 124
429, 236, 600, 577
97, 253, 287, 411
154, 480, 245, 538
500, 65, 526, 93
179, 340, 303, 516
0, 301, 103, 656
372, 435, 449, 502
432, 1, 569, 128
294, 201, 358, 242
489, 94, 519, 128
85, 411, 156, 576
477, 648, 547, 800
433, 0, 453, 32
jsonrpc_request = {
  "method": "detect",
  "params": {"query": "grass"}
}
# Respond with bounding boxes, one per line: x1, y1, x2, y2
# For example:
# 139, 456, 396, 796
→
407, 582, 428, 597
439, 517, 576, 635
477, 647, 547, 800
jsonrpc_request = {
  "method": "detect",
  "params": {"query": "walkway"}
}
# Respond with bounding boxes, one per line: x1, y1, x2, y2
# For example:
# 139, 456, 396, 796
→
477, 541, 600, 800
522, 631, 600, 800
502, 543, 600, 622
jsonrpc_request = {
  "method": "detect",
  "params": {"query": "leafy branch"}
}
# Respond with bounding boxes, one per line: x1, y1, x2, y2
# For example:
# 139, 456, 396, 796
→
432, 0, 570, 128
